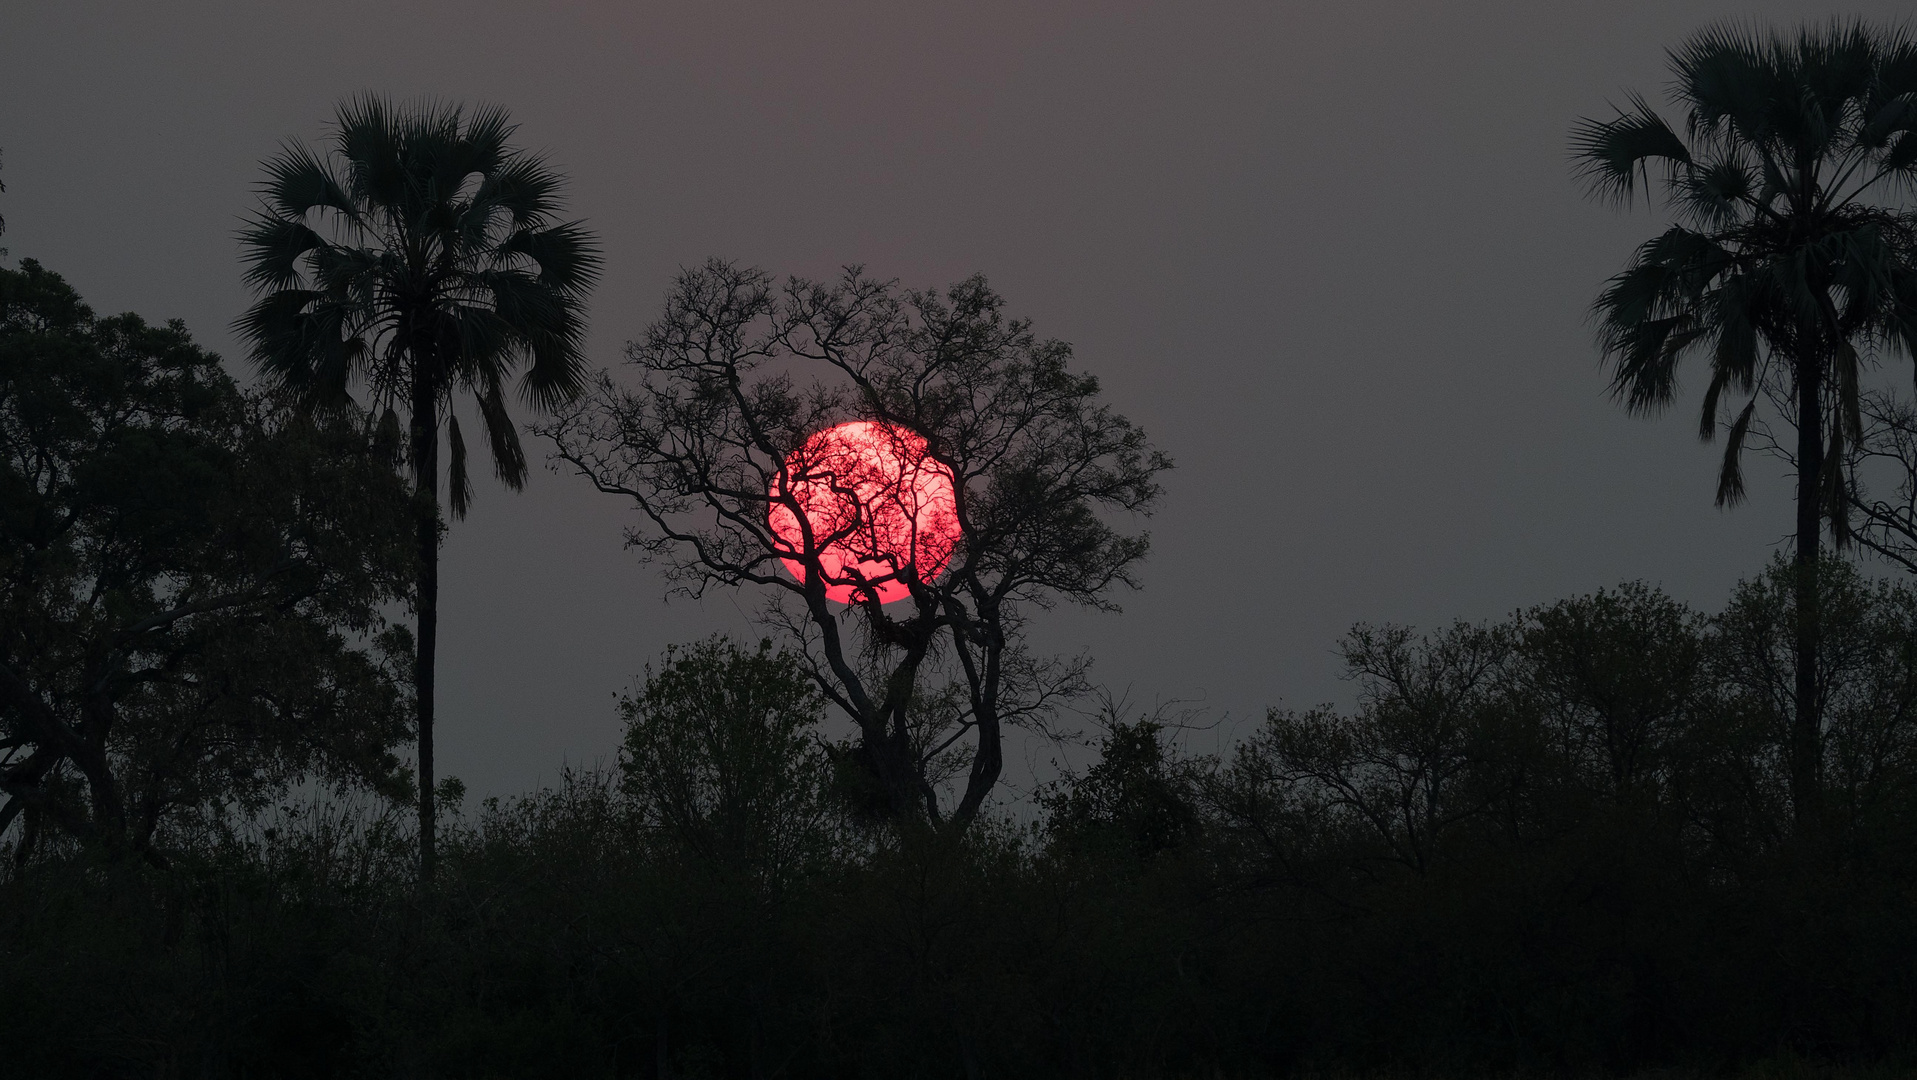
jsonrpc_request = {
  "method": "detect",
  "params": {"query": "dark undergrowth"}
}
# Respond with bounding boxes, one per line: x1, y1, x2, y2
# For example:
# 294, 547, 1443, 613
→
6, 564, 1917, 1078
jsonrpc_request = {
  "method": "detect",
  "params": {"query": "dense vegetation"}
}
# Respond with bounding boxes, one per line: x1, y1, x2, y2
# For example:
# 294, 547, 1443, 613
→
0, 260, 416, 866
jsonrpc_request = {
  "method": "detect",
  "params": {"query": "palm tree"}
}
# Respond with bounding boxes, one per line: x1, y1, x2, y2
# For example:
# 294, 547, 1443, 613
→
1573, 22, 1917, 824
237, 96, 599, 882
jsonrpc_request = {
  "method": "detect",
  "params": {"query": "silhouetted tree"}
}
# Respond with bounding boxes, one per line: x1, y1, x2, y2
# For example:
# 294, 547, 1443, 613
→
0, 261, 416, 865
1710, 556, 1917, 852
1841, 390, 1917, 578
1573, 21, 1917, 821
616, 636, 839, 1076
236, 96, 600, 882
618, 635, 836, 892
1244, 621, 1517, 876
1044, 710, 1196, 859
1521, 582, 1707, 795
544, 261, 1168, 828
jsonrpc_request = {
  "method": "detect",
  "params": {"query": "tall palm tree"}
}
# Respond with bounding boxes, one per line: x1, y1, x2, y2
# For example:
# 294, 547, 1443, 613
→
1573, 22, 1917, 824
238, 96, 599, 882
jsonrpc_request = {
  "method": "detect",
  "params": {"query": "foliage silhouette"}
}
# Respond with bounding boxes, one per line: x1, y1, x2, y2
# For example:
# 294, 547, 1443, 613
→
618, 635, 838, 895
1043, 708, 1198, 860
0, 260, 416, 866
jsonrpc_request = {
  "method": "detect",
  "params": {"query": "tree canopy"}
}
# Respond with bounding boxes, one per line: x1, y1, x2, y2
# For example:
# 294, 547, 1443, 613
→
0, 260, 416, 865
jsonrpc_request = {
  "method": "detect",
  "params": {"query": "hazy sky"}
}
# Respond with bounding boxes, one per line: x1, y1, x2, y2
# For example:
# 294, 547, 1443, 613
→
6, 1, 1911, 803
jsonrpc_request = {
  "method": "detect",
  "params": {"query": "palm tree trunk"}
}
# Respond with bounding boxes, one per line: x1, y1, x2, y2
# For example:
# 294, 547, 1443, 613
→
1792, 351, 1823, 826
412, 373, 440, 886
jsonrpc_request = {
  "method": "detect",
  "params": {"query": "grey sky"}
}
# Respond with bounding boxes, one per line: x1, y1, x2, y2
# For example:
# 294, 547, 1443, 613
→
5, 1, 1909, 802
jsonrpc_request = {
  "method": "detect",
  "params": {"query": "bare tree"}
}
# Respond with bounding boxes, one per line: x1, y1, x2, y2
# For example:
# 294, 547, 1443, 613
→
542, 261, 1168, 828
1845, 391, 1917, 575
1221, 622, 1518, 879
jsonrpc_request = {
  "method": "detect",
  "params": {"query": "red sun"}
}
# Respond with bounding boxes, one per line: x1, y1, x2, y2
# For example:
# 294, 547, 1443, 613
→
768, 420, 960, 605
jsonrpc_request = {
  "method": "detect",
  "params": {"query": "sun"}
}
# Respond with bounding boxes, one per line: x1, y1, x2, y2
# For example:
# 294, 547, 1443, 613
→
768, 420, 960, 604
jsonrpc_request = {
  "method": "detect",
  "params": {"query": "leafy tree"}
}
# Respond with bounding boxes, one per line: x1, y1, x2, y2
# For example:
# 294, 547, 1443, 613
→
618, 635, 835, 892
0, 260, 415, 865
614, 636, 840, 1072
236, 96, 600, 882
1520, 582, 1707, 795
1709, 555, 1917, 853
544, 261, 1168, 829
1242, 622, 1518, 876
1044, 711, 1196, 859
1573, 22, 1917, 822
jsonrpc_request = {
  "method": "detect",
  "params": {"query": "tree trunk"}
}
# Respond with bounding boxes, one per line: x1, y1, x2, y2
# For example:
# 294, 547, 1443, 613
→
951, 710, 1001, 828
872, 724, 932, 822
77, 691, 130, 856
1792, 351, 1823, 826
412, 373, 441, 886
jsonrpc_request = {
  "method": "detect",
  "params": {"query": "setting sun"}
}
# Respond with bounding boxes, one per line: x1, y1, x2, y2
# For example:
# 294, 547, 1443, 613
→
767, 420, 959, 604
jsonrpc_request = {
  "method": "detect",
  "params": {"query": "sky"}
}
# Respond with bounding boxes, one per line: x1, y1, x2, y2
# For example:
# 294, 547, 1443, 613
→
5, 0, 1912, 805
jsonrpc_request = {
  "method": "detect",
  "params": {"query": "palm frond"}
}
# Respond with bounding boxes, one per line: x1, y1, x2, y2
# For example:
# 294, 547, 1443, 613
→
1571, 95, 1692, 205
1678, 156, 1757, 226
455, 103, 515, 178
499, 220, 603, 295
1699, 366, 1732, 439
1835, 338, 1864, 443
1594, 227, 1737, 414
238, 215, 327, 291
333, 94, 401, 208
374, 406, 405, 469
1823, 422, 1853, 547
237, 290, 323, 376
1707, 272, 1764, 390
471, 154, 566, 228
476, 269, 592, 410
259, 141, 358, 221
476, 377, 529, 489
1603, 315, 1707, 413
1672, 23, 1775, 144
1888, 130, 1917, 173
1717, 398, 1759, 506
1868, 34, 1917, 181
448, 411, 473, 519
1857, 81, 1917, 150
